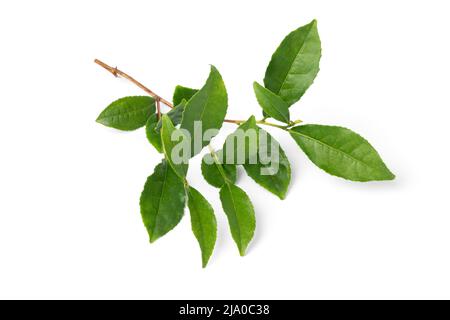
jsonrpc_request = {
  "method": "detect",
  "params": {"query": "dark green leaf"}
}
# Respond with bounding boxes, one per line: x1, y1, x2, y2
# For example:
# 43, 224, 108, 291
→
290, 124, 395, 181
201, 150, 237, 188
145, 114, 163, 153
264, 19, 321, 106
161, 115, 189, 179
96, 96, 155, 130
180, 66, 228, 157
187, 187, 217, 268
219, 183, 256, 256
253, 82, 290, 124
173, 85, 199, 106
140, 160, 186, 243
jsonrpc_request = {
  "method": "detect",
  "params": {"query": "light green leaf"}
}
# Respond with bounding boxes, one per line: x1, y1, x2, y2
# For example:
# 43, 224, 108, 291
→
161, 115, 189, 179
219, 183, 256, 256
201, 150, 237, 188
253, 82, 290, 124
140, 160, 186, 243
96, 96, 155, 130
145, 114, 163, 153
264, 19, 321, 106
173, 85, 199, 106
290, 124, 395, 181
187, 187, 217, 268
180, 66, 228, 157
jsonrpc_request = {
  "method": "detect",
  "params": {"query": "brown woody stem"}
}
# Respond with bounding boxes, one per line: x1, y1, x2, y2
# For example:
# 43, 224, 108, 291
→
94, 59, 173, 109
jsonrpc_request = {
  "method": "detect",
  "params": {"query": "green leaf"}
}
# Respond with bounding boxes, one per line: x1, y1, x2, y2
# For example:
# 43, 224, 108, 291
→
155, 100, 186, 132
173, 85, 199, 106
180, 66, 228, 157
140, 160, 186, 243
219, 183, 256, 256
264, 19, 321, 106
221, 116, 259, 164
187, 187, 217, 268
161, 115, 189, 179
243, 126, 291, 199
220, 117, 290, 198
289, 124, 395, 181
145, 114, 163, 153
253, 82, 290, 124
146, 100, 187, 153
201, 150, 237, 188
96, 96, 155, 130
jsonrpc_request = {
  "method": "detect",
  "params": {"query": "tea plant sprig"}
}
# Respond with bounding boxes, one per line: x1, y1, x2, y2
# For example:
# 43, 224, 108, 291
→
95, 19, 395, 267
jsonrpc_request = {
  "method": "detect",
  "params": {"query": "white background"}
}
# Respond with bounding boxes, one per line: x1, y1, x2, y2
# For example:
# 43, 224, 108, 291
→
1, 0, 449, 299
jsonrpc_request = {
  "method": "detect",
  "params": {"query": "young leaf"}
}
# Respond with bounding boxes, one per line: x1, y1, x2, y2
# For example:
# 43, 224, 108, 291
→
264, 19, 321, 106
219, 183, 256, 256
243, 126, 291, 200
180, 66, 228, 157
290, 125, 395, 181
145, 114, 163, 153
187, 187, 217, 268
173, 85, 199, 106
253, 82, 290, 124
96, 96, 155, 130
161, 115, 189, 179
140, 160, 186, 243
201, 150, 237, 188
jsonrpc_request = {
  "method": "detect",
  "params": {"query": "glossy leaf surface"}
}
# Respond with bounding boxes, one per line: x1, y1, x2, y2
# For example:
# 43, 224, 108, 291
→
180, 66, 228, 156
253, 82, 290, 123
187, 187, 217, 267
290, 124, 395, 181
97, 96, 155, 130
140, 160, 186, 243
219, 183, 256, 256
264, 20, 321, 106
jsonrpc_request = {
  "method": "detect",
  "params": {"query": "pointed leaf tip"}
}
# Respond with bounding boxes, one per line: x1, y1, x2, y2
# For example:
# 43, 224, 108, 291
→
264, 20, 321, 106
187, 187, 217, 268
253, 81, 290, 123
219, 184, 256, 256
96, 96, 155, 131
290, 124, 395, 181
140, 160, 186, 243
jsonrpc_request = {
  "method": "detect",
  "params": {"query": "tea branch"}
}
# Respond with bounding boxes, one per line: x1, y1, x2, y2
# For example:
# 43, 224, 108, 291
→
94, 59, 301, 129
223, 118, 302, 129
